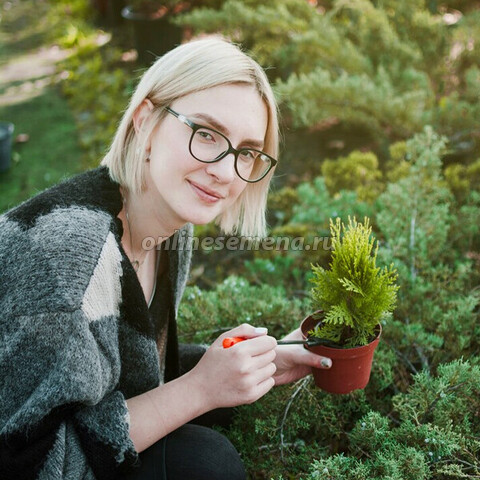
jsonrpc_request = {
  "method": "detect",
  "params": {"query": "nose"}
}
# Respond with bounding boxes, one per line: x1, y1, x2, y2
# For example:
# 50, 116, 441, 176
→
204, 153, 237, 184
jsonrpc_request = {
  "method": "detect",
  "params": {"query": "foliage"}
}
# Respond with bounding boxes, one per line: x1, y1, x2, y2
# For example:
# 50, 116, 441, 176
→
267, 186, 299, 227
375, 127, 480, 374
243, 256, 306, 295
261, 177, 375, 283
384, 140, 411, 183
376, 127, 452, 271
321, 150, 383, 203
289, 177, 374, 234
226, 376, 372, 479
178, 0, 480, 152
177, 276, 309, 343
45, 0, 97, 48
444, 158, 480, 204
59, 45, 136, 166
228, 355, 480, 479
309, 217, 399, 347
329, 358, 480, 480
224, 128, 479, 478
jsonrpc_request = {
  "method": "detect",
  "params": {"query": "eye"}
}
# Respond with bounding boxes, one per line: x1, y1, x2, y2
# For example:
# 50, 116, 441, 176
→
197, 130, 215, 142
239, 150, 257, 162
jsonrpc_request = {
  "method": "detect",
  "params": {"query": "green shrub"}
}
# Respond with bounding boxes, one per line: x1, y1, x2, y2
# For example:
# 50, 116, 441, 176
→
177, 276, 309, 343
385, 141, 411, 183
290, 177, 374, 233
310, 217, 399, 347
179, 0, 480, 150
302, 360, 479, 480
445, 158, 480, 204
375, 127, 480, 372
59, 46, 136, 167
267, 186, 299, 227
243, 256, 305, 295
321, 151, 383, 203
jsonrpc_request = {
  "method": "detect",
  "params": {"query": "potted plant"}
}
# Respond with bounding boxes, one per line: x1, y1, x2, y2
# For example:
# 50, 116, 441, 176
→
301, 216, 399, 394
121, 0, 189, 65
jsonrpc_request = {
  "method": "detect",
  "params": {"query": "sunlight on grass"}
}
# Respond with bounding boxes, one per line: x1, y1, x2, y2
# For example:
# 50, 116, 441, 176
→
0, 0, 85, 212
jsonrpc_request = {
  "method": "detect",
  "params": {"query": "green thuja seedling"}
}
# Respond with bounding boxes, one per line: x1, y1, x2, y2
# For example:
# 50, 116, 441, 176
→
310, 217, 399, 347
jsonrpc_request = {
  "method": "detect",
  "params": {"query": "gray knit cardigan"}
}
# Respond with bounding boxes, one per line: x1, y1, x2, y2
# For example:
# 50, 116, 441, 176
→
0, 167, 193, 479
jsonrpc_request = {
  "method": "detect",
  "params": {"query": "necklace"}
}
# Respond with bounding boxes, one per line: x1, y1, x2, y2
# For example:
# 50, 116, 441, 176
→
123, 196, 147, 272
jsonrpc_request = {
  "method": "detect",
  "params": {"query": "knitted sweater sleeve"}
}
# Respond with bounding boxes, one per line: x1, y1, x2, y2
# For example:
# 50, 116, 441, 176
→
0, 208, 138, 480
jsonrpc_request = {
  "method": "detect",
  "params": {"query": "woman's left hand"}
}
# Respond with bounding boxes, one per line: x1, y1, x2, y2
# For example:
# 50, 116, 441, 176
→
272, 327, 332, 386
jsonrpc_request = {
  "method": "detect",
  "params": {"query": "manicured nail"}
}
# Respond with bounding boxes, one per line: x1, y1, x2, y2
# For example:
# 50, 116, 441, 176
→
254, 327, 268, 334
321, 358, 332, 368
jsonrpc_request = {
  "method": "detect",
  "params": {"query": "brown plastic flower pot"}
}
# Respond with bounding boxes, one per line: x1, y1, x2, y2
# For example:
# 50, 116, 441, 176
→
301, 312, 381, 394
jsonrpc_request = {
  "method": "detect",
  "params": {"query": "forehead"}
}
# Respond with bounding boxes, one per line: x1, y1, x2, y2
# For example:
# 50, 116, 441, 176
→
172, 83, 269, 141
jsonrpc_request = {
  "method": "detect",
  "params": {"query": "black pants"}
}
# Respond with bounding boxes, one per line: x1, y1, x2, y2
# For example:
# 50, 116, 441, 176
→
122, 423, 246, 480
121, 345, 246, 480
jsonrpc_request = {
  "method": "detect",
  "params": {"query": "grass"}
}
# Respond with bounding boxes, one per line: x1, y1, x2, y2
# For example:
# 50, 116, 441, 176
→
0, 93, 84, 212
0, 0, 85, 213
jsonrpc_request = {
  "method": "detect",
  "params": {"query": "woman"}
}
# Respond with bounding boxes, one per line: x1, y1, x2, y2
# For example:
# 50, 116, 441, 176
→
0, 38, 331, 480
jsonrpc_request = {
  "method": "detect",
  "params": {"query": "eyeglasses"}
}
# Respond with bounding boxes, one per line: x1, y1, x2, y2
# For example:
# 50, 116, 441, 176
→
165, 107, 277, 183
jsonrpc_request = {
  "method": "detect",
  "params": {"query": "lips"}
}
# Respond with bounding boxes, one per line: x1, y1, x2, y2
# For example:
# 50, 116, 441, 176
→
188, 180, 225, 203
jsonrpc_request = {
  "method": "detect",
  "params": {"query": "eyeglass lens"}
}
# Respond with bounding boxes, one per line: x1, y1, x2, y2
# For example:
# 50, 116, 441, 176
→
191, 127, 272, 182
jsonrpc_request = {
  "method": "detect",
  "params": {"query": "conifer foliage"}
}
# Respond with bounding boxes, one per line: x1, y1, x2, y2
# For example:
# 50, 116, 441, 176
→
178, 0, 480, 149
310, 217, 398, 346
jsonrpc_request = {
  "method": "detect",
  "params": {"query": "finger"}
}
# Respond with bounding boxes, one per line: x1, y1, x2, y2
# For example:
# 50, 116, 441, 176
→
251, 361, 277, 386
215, 324, 268, 346
247, 376, 275, 403
236, 362, 276, 398
296, 347, 332, 369
248, 348, 276, 371
236, 335, 277, 355
279, 327, 303, 342
273, 365, 312, 386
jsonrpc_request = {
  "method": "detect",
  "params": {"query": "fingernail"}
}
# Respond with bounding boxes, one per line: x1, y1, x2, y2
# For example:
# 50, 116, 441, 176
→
321, 358, 332, 368
254, 327, 268, 334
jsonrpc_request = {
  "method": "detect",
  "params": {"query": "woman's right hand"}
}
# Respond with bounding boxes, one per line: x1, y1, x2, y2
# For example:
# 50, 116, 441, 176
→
187, 324, 277, 410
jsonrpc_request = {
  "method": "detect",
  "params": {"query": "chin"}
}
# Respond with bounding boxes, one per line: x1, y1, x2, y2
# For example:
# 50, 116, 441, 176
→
187, 216, 219, 227
181, 210, 220, 227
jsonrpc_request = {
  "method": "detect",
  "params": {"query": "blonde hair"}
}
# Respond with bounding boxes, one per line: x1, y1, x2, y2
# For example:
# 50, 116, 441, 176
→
101, 37, 279, 237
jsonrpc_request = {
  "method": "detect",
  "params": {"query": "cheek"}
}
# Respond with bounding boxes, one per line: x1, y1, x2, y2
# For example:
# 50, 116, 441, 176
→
227, 180, 248, 206
149, 140, 198, 178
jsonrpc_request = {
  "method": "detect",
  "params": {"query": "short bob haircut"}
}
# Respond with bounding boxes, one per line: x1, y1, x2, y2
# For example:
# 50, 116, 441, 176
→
101, 37, 279, 238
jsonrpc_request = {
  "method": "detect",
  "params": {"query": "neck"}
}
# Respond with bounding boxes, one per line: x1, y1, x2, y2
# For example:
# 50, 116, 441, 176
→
120, 188, 185, 256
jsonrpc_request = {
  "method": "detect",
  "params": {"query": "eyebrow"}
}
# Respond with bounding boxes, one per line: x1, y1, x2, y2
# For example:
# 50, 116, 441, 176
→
190, 112, 265, 149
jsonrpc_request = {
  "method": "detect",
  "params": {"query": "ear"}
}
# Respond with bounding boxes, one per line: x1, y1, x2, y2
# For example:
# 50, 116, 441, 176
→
132, 98, 154, 135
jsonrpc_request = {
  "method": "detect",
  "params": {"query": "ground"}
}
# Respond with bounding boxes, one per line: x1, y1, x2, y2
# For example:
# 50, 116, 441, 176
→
0, 0, 83, 213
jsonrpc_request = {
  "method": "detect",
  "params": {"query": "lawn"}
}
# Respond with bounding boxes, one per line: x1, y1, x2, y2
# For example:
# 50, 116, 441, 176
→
0, 0, 84, 213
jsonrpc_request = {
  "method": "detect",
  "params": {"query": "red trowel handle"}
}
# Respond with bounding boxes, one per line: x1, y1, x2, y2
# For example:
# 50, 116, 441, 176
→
222, 337, 246, 348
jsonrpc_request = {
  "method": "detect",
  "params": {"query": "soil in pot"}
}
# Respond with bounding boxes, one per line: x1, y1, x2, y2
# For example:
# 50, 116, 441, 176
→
301, 312, 381, 394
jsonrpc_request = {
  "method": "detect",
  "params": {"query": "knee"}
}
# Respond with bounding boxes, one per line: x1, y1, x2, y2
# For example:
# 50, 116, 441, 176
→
206, 429, 246, 480
165, 424, 246, 480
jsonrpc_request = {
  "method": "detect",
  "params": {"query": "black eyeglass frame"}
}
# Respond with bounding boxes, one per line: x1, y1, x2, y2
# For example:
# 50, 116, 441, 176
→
165, 106, 277, 183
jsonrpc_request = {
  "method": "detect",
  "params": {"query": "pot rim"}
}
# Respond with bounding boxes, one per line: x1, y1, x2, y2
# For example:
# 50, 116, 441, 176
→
301, 311, 382, 351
